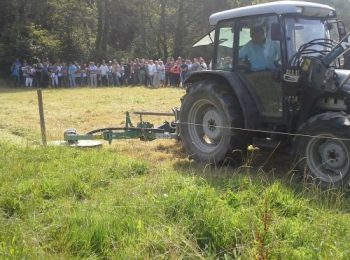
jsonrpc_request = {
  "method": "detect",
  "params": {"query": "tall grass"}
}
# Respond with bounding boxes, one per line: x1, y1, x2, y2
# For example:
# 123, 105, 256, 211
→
1, 142, 350, 258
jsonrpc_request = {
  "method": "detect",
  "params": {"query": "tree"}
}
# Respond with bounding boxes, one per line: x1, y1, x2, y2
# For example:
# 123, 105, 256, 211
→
1, 0, 350, 79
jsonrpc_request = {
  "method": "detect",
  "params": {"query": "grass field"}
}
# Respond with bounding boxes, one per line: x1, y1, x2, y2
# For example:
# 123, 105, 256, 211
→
1, 86, 350, 259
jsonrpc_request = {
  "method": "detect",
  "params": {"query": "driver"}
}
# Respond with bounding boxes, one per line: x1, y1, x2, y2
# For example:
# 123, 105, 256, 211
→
239, 26, 279, 72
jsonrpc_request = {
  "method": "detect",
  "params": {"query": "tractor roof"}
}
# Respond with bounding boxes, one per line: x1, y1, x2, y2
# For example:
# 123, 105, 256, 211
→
209, 1, 335, 26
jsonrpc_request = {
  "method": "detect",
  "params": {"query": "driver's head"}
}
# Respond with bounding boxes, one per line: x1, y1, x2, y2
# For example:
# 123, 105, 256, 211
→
250, 26, 265, 44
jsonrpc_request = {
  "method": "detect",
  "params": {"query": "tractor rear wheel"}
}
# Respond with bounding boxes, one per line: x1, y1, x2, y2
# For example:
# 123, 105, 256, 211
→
296, 113, 350, 188
179, 80, 246, 165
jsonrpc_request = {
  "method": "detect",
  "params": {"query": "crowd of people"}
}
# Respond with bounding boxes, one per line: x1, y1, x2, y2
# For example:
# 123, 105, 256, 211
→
10, 56, 209, 88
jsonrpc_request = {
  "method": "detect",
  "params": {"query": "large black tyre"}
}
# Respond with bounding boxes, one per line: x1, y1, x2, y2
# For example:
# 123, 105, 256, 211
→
295, 112, 350, 189
179, 80, 246, 165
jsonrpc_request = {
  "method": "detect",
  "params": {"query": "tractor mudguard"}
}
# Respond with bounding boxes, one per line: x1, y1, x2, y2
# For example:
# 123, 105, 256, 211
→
185, 70, 259, 129
305, 111, 350, 125
296, 112, 350, 141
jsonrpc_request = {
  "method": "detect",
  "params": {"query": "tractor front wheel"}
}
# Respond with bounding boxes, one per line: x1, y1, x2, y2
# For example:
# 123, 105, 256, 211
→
296, 113, 350, 188
179, 80, 246, 165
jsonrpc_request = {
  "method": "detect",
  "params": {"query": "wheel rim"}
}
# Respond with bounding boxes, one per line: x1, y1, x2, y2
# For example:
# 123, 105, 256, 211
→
187, 99, 226, 153
305, 134, 350, 183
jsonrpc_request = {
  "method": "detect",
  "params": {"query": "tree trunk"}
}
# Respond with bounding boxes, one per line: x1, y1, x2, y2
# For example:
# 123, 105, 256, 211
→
140, 2, 148, 55
95, 0, 110, 59
173, 0, 185, 59
159, 0, 168, 59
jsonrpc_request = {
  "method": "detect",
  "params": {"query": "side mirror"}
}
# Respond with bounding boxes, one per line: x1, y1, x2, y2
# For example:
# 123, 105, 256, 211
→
271, 23, 281, 41
338, 21, 346, 39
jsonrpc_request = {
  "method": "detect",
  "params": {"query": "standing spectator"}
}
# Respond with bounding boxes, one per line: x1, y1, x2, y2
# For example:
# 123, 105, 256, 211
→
180, 59, 188, 86
164, 58, 172, 87
199, 57, 208, 70
35, 62, 44, 87
144, 59, 149, 87
107, 61, 113, 86
80, 64, 88, 86
190, 57, 201, 73
123, 59, 131, 85
139, 59, 146, 86
99, 60, 109, 86
158, 60, 166, 87
147, 59, 156, 87
119, 60, 125, 85
21, 60, 28, 86
57, 62, 63, 87
133, 58, 141, 85
68, 62, 77, 87
129, 60, 135, 85
32, 65, 38, 87
153, 60, 160, 87
22, 64, 32, 88
29, 66, 36, 87
186, 59, 192, 71
170, 61, 181, 87
74, 62, 81, 86
11, 61, 21, 87
112, 59, 120, 86
169, 60, 176, 86
116, 61, 123, 86
96, 63, 102, 86
61, 62, 68, 87
88, 61, 98, 87
49, 62, 59, 88
42, 61, 50, 88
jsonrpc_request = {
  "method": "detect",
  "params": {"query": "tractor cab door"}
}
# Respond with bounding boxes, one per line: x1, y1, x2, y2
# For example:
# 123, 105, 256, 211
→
234, 15, 283, 120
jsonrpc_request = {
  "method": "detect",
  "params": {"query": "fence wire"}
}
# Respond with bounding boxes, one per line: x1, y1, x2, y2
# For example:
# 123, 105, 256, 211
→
175, 121, 350, 142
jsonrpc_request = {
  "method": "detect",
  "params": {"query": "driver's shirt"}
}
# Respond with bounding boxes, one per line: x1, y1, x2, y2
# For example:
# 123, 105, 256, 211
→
239, 40, 279, 71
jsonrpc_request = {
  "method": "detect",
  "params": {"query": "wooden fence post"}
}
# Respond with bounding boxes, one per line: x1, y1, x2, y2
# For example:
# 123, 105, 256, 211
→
37, 89, 47, 146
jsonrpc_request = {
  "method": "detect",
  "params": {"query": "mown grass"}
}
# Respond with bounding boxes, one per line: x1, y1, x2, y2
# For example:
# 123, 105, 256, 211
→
1, 87, 350, 258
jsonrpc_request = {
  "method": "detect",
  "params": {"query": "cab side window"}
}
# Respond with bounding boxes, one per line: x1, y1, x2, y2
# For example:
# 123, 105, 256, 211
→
215, 22, 235, 70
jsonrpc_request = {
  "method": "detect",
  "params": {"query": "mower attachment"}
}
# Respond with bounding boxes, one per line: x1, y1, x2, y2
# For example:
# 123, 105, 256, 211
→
63, 109, 179, 146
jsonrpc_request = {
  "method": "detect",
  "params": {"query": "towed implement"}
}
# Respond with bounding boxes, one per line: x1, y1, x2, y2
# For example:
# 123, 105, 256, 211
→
60, 110, 179, 147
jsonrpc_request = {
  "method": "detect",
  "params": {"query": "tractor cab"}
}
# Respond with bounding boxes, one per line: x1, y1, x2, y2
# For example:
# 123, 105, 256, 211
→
193, 1, 344, 123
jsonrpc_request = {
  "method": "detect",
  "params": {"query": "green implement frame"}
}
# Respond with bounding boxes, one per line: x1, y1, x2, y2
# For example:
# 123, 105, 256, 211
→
64, 110, 179, 145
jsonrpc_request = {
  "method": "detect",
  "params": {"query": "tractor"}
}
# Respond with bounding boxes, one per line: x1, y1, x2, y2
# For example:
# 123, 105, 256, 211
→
61, 1, 350, 189
180, 1, 350, 188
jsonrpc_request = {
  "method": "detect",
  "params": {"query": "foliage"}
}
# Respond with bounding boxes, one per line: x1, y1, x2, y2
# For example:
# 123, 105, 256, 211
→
1, 0, 350, 74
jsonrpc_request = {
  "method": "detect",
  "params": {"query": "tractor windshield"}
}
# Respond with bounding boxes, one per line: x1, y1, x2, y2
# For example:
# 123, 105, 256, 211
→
285, 18, 336, 61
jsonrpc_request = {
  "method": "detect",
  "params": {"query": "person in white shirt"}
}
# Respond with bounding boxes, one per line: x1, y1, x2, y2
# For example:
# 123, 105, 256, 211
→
153, 60, 160, 87
199, 57, 208, 70
147, 60, 156, 87
112, 59, 120, 86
